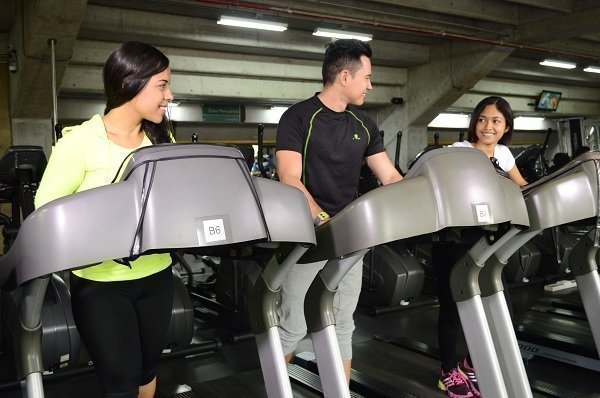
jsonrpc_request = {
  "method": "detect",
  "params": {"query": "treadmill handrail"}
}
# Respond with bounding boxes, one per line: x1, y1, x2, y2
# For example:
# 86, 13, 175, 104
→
301, 147, 529, 263
0, 144, 316, 289
523, 150, 600, 191
516, 151, 600, 234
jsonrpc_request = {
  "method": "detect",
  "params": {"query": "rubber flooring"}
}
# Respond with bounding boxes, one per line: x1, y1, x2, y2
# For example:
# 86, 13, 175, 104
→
1, 281, 599, 397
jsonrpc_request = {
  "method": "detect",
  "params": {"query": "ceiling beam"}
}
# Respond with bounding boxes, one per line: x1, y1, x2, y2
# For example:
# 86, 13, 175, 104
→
80, 5, 429, 67
503, 0, 572, 13
472, 77, 600, 101
454, 92, 599, 117
367, 0, 518, 24
70, 40, 408, 87
61, 66, 404, 107
241, 0, 518, 25
534, 39, 600, 61
515, 5, 600, 43
491, 56, 600, 87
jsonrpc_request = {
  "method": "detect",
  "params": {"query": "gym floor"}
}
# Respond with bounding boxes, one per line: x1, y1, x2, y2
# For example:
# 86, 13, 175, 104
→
1, 275, 599, 398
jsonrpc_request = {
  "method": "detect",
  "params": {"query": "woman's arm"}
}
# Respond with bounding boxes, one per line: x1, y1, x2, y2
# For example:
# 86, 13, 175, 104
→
506, 165, 528, 187
35, 135, 86, 208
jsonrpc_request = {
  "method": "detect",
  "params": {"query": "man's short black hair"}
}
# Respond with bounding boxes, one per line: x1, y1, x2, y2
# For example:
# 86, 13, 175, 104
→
322, 39, 372, 85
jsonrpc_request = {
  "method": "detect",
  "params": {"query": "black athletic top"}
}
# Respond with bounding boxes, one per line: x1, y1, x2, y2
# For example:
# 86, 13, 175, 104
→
276, 95, 384, 215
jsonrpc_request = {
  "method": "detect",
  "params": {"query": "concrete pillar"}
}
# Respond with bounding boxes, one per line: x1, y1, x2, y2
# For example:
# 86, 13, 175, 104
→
12, 118, 53, 156
373, 40, 514, 172
9, 0, 87, 118
371, 104, 428, 173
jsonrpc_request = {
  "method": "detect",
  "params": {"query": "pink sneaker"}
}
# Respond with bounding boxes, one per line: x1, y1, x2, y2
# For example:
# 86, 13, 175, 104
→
438, 368, 473, 398
457, 358, 481, 398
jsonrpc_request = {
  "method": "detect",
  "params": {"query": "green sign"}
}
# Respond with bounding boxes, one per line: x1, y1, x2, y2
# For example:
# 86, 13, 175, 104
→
203, 104, 244, 122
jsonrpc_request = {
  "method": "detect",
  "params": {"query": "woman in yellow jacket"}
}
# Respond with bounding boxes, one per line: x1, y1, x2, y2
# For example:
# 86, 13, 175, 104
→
35, 41, 175, 398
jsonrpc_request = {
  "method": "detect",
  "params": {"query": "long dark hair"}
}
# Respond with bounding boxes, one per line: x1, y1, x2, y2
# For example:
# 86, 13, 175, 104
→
467, 96, 514, 145
103, 41, 172, 144
322, 39, 372, 85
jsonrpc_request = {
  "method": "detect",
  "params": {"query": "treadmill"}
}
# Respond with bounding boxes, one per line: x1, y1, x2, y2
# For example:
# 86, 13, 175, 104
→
295, 147, 529, 398
479, 151, 600, 397
0, 143, 316, 398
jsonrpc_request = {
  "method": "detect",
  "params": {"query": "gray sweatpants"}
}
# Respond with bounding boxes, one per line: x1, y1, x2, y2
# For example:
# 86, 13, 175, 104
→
277, 257, 363, 360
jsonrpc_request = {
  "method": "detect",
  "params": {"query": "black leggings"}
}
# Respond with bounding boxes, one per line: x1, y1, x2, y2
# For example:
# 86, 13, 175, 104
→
433, 242, 513, 372
70, 266, 174, 398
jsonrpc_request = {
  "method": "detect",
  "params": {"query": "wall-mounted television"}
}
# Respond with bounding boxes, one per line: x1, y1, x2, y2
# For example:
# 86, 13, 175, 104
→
535, 90, 562, 111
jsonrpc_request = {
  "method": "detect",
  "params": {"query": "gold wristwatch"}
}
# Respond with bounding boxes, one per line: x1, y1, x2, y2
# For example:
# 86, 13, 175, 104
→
314, 211, 330, 226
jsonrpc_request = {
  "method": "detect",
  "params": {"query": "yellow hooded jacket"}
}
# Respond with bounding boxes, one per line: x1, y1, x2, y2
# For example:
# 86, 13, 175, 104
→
34, 114, 172, 282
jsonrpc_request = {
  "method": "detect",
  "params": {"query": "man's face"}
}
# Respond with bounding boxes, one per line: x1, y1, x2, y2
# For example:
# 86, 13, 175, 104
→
344, 55, 372, 106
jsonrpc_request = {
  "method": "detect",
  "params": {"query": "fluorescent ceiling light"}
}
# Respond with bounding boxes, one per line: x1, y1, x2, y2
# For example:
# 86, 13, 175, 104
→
428, 114, 549, 130
428, 113, 470, 128
583, 65, 600, 73
539, 59, 576, 69
217, 16, 287, 32
268, 106, 288, 121
313, 28, 372, 42
515, 116, 546, 130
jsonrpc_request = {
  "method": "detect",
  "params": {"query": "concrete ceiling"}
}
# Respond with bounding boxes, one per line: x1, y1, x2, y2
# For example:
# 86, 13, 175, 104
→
3, 0, 600, 123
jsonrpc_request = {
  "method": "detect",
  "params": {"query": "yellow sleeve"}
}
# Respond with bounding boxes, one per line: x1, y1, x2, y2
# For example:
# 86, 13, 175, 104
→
34, 132, 86, 209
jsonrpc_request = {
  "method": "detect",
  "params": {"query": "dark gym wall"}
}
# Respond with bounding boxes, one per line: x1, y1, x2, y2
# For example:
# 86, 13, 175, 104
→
0, 66, 11, 151
0, 66, 12, 253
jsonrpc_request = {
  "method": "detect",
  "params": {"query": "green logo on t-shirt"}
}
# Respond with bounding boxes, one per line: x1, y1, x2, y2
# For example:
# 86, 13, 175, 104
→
352, 133, 361, 141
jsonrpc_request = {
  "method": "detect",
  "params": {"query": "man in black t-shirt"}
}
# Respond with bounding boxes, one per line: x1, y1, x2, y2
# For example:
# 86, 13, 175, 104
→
276, 39, 403, 383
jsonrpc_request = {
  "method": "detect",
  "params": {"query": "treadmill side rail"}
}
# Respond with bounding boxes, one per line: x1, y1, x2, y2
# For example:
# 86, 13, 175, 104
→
302, 147, 529, 263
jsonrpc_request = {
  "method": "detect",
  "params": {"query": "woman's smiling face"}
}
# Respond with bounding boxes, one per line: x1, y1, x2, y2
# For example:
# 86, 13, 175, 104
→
475, 104, 508, 145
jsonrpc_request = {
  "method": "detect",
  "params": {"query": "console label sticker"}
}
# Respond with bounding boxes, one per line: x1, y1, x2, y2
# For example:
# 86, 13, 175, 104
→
473, 203, 492, 223
196, 215, 231, 245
